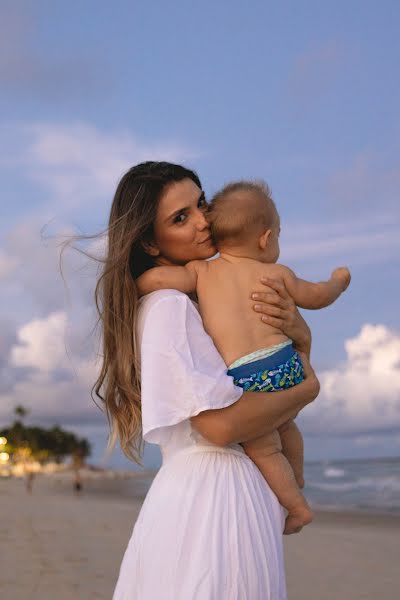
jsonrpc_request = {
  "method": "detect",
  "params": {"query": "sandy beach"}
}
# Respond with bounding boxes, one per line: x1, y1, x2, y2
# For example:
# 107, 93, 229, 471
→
1, 472, 399, 600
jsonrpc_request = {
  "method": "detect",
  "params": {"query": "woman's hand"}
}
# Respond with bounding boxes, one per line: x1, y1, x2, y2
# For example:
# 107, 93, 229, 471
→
279, 352, 320, 422
281, 353, 320, 423
251, 277, 312, 357
297, 351, 320, 400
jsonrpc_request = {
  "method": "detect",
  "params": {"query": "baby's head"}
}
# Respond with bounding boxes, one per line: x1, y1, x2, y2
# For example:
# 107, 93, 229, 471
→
208, 180, 280, 263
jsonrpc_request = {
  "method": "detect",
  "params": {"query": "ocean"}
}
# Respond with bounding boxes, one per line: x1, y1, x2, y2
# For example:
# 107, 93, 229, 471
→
303, 457, 400, 515
115, 456, 400, 516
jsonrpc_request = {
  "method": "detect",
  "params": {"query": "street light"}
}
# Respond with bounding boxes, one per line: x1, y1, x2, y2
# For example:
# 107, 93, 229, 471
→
0, 452, 9, 462
0, 437, 7, 445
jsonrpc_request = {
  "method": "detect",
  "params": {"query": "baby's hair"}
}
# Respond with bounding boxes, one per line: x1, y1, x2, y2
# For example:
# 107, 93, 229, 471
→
208, 180, 278, 247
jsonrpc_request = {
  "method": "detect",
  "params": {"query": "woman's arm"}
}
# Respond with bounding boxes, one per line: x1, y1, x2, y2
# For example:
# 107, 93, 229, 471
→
191, 354, 319, 446
251, 277, 312, 357
192, 278, 316, 446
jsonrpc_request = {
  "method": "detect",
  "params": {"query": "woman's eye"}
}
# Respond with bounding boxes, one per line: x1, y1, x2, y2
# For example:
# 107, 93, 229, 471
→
198, 198, 208, 210
174, 213, 187, 224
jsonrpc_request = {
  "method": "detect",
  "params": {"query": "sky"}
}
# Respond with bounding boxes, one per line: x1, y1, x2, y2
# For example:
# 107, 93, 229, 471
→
1, 0, 399, 469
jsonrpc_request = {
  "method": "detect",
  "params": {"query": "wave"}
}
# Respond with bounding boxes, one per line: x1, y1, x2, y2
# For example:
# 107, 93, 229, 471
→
308, 475, 400, 493
323, 467, 345, 478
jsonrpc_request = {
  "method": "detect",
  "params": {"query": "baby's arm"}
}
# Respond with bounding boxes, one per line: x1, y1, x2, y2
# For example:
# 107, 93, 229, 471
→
280, 266, 351, 309
136, 261, 200, 295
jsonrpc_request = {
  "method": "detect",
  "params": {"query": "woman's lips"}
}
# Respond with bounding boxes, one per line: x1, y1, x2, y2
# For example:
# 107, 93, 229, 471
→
199, 236, 212, 244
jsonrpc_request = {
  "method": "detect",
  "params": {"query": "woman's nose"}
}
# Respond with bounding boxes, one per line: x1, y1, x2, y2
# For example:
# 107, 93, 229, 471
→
195, 209, 210, 230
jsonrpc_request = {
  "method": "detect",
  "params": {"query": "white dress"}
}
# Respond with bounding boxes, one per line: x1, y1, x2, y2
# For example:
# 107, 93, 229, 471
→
113, 290, 287, 600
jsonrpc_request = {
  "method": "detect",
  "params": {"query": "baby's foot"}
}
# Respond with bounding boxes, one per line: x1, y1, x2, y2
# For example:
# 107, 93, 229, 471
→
284, 506, 313, 535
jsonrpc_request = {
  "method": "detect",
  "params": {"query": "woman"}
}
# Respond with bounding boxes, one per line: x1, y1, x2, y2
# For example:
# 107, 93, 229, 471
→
95, 162, 319, 599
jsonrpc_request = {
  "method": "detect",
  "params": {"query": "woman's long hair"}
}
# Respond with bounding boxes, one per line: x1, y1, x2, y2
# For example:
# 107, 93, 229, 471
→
94, 162, 202, 462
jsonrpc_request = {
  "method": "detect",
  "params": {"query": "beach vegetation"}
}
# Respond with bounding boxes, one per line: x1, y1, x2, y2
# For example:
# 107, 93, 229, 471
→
0, 422, 91, 464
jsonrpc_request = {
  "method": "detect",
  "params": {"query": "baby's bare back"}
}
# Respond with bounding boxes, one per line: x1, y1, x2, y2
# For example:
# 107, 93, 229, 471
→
196, 257, 289, 367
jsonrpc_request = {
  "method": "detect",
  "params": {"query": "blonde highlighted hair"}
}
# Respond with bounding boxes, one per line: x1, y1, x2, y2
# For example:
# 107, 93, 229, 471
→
71, 162, 202, 463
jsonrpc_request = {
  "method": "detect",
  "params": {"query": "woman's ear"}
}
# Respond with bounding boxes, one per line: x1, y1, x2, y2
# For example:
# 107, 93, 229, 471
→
259, 229, 272, 250
141, 239, 160, 257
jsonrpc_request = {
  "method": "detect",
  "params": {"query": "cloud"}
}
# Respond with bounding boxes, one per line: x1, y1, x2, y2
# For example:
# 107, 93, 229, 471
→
327, 152, 400, 214
0, 371, 104, 429
1, 312, 399, 449
300, 324, 400, 436
0, 249, 19, 280
29, 122, 198, 202
0, 318, 17, 367
0, 221, 103, 427
0, 218, 87, 316
0, 4, 107, 100
280, 217, 400, 266
0, 114, 200, 430
0, 121, 200, 217
287, 40, 344, 108
0, 308, 103, 428
10, 311, 68, 372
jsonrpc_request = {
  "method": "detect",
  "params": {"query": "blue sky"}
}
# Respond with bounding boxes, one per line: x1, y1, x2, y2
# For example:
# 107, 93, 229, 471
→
1, 0, 399, 469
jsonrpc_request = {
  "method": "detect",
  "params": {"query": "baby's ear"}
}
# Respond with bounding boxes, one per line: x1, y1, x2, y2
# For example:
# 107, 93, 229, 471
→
259, 229, 272, 250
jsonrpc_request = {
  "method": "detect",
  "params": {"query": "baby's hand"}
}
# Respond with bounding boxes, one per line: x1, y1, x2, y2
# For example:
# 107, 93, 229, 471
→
331, 267, 351, 292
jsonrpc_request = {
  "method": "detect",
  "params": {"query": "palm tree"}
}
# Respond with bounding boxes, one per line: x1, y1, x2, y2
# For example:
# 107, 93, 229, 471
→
14, 405, 29, 424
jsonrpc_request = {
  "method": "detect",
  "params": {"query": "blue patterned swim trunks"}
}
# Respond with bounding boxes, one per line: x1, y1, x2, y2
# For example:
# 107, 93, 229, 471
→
227, 343, 304, 392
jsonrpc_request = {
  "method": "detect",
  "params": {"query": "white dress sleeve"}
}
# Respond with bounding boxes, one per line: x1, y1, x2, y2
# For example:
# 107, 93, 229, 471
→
137, 290, 243, 444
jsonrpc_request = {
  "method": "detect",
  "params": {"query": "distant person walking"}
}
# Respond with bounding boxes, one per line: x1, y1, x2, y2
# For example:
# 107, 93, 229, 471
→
25, 470, 35, 494
72, 449, 84, 496
93, 163, 319, 599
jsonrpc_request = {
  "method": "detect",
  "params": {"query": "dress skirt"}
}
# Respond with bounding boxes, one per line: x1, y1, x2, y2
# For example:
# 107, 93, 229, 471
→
113, 445, 287, 600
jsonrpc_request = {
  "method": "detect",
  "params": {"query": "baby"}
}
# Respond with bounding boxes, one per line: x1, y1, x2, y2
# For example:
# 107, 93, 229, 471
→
137, 181, 351, 534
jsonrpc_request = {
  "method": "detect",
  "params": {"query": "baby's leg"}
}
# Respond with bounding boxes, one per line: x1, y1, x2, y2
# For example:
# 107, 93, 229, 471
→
242, 431, 313, 534
278, 420, 304, 488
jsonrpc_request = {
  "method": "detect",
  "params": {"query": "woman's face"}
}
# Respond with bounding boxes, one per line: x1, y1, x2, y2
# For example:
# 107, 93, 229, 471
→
151, 178, 217, 266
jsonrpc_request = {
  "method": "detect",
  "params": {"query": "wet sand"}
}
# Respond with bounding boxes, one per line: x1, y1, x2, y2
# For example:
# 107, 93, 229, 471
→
1, 473, 399, 599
